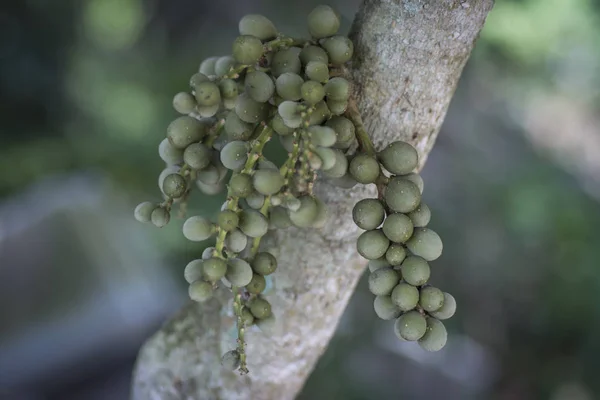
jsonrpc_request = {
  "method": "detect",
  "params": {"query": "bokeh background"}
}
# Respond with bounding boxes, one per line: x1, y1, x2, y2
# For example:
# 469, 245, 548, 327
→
1, 0, 599, 399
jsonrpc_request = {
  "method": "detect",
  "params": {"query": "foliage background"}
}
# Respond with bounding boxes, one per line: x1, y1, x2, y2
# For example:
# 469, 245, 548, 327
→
1, 1, 599, 399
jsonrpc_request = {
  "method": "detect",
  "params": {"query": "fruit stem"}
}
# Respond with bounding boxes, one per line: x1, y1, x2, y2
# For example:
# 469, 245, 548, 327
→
204, 118, 226, 147
249, 195, 272, 258
345, 99, 377, 157
232, 288, 249, 374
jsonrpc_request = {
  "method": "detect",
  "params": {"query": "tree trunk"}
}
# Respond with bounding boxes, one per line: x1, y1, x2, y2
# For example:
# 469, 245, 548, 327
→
131, 1, 494, 399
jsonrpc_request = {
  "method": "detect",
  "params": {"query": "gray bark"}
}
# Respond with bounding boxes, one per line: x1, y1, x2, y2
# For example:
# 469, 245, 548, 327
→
131, 1, 494, 399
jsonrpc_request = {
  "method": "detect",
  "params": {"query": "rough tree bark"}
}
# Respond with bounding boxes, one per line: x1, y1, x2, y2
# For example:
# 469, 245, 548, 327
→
131, 1, 494, 399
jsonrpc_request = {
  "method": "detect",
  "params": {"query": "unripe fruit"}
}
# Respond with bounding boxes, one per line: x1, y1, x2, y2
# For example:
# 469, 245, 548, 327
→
167, 116, 207, 149
217, 209, 239, 231
183, 215, 214, 241
310, 197, 329, 229
232, 35, 264, 64
173, 92, 196, 114
307, 5, 340, 39
349, 154, 380, 184
245, 191, 265, 209
408, 203, 431, 227
253, 169, 284, 195
271, 48, 301, 77
269, 206, 292, 229
215, 56, 236, 76
221, 350, 241, 370
324, 77, 350, 101
430, 293, 456, 320
368, 258, 391, 272
275, 73, 304, 101
289, 195, 318, 228
308, 125, 336, 148
326, 99, 347, 115
278, 101, 303, 128
183, 143, 211, 170
379, 141, 419, 175
402, 172, 424, 194
246, 273, 266, 294
239, 209, 269, 238
249, 297, 272, 319
305, 61, 329, 83
357, 229, 390, 260
219, 78, 239, 99
226, 258, 253, 287
299, 45, 329, 65
308, 100, 331, 126
418, 317, 447, 352
203, 257, 228, 281
184, 259, 204, 284
321, 149, 348, 178
225, 229, 248, 253
400, 256, 430, 286
151, 207, 170, 228
159, 138, 184, 165
391, 282, 419, 312
189, 72, 210, 88
315, 147, 337, 170
368, 267, 399, 296
220, 141, 249, 172
235, 93, 270, 123
225, 112, 253, 141
385, 243, 407, 266
352, 198, 385, 230
325, 116, 355, 145
197, 180, 224, 195
238, 14, 277, 40
194, 81, 221, 107
301, 80, 325, 105
199, 57, 218, 76
382, 213, 414, 244
245, 71, 275, 103
252, 251, 277, 275
241, 308, 255, 325
394, 311, 427, 341
229, 173, 253, 197
162, 173, 187, 198
419, 286, 445, 312
188, 280, 213, 302
272, 114, 295, 136
374, 296, 402, 320
406, 228, 443, 261
134, 201, 156, 223
384, 177, 421, 213
321, 36, 354, 65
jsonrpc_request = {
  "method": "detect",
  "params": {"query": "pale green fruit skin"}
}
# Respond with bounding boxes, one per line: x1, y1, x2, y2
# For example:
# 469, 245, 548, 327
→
134, 201, 156, 223
300, 80, 325, 105
202, 247, 215, 260
352, 198, 385, 230
384, 177, 421, 213
382, 213, 414, 244
162, 173, 187, 198
220, 141, 249, 171
321, 36, 354, 65
203, 258, 228, 281
385, 243, 407, 266
183, 216, 214, 242
321, 149, 348, 178
183, 143, 211, 170
315, 147, 337, 170
275, 72, 304, 101
225, 229, 248, 253
391, 282, 419, 312
229, 173, 253, 197
272, 114, 295, 136
269, 206, 292, 229
299, 45, 329, 65
250, 297, 272, 319
241, 308, 255, 325
357, 229, 390, 260
225, 111, 253, 141
173, 92, 196, 114
159, 138, 184, 165
252, 251, 277, 275
226, 258, 253, 287
307, 5, 340, 39
232, 35, 264, 64
324, 77, 350, 101
271, 48, 302, 77
408, 203, 431, 227
326, 99, 347, 115
235, 93, 269, 123
402, 172, 424, 194
374, 296, 402, 320
199, 57, 218, 75
400, 256, 430, 286
245, 70, 275, 103
196, 180, 224, 195
245, 192, 265, 209
238, 14, 277, 40
151, 207, 170, 228
305, 61, 329, 83
430, 292, 456, 320
217, 209, 239, 231
308, 100, 330, 126
253, 169, 284, 195
419, 286, 445, 312
418, 317, 447, 352
194, 81, 221, 107
189, 72, 210, 88
167, 116, 207, 149
219, 78, 238, 99
368, 267, 399, 296
368, 258, 391, 273
349, 154, 380, 184
246, 273, 266, 294
289, 195, 318, 228
239, 209, 269, 238
221, 350, 241, 370
325, 116, 355, 145
310, 197, 329, 229
308, 126, 336, 147
188, 280, 213, 302
406, 228, 443, 261
394, 311, 427, 341
184, 259, 204, 284
379, 141, 419, 175
215, 56, 236, 76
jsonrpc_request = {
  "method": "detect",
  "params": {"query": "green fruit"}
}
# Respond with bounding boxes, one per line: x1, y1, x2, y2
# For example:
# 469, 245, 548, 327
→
235, 92, 270, 123
308, 100, 330, 125
324, 77, 350, 101
401, 172, 424, 194
162, 173, 187, 198
279, 133, 294, 153
299, 45, 329, 65
238, 14, 277, 40
224, 112, 253, 141
194, 81, 221, 107
188, 280, 213, 302
357, 229, 390, 260
269, 206, 292, 229
430, 293, 456, 320
391, 282, 419, 312
183, 215, 214, 241
379, 141, 419, 175
352, 198, 385, 230
199, 56, 218, 75
406, 228, 443, 261
202, 247, 215, 259
308, 126, 336, 147
221, 350, 240, 370
151, 207, 170, 228
325, 116, 355, 145
321, 36, 354, 65
217, 209, 239, 231
307, 152, 323, 170
382, 213, 414, 243
252, 252, 277, 275
189, 72, 210, 88
419, 286, 445, 312
326, 99, 347, 115
245, 71, 275, 103
300, 80, 325, 105
158, 165, 179, 190
368, 258, 391, 272
321, 149, 348, 178
246, 273, 266, 294
408, 203, 431, 227
229, 173, 253, 197
400, 256, 430, 286
272, 114, 295, 136
203, 257, 228, 281
418, 317, 447, 352
226, 258, 253, 286
250, 297, 272, 319
311, 197, 329, 229
196, 104, 219, 118
159, 138, 184, 165
245, 191, 265, 209
167, 116, 207, 149
349, 154, 380, 184
385, 243, 407, 266
196, 180, 224, 195
184, 259, 204, 284
196, 164, 220, 184
239, 209, 269, 238
225, 229, 248, 253
241, 308, 255, 325
289, 195, 318, 227
214, 56, 236, 76
374, 296, 401, 320
232, 35, 264, 64
394, 311, 427, 341
315, 147, 337, 170
275, 72, 304, 101
173, 92, 196, 114
305, 61, 329, 83
384, 177, 421, 213
368, 267, 399, 295
278, 101, 303, 128
219, 78, 239, 99
284, 196, 301, 212
253, 169, 284, 196
183, 143, 211, 170
220, 141, 249, 171
271, 48, 302, 77
307, 5, 340, 38
134, 201, 156, 223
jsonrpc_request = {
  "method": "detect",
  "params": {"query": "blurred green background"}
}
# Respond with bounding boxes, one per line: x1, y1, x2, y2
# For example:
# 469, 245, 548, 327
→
1, 0, 599, 399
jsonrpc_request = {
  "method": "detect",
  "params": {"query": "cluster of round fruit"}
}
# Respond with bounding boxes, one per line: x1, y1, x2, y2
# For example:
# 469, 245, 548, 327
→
349, 141, 456, 351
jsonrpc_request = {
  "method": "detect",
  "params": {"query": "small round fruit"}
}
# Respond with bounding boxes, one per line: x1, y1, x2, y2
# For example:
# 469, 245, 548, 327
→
150, 207, 170, 228
173, 92, 196, 114
188, 280, 213, 302
221, 350, 240, 370
203, 257, 228, 281
324, 77, 350, 101
215, 56, 236, 76
238, 14, 277, 40
229, 173, 253, 197
357, 229, 390, 260
199, 57, 218, 75
271, 48, 301, 77
226, 258, 253, 287
321, 36, 354, 65
382, 213, 414, 244
269, 206, 292, 229
219, 78, 238, 99
253, 169, 284, 196
275, 72, 304, 101
235, 92, 269, 123
194, 81, 221, 107
349, 154, 380, 184
419, 286, 445, 312
379, 141, 418, 175
402, 172, 424, 194
225, 229, 248, 253
246, 273, 266, 294
352, 198, 385, 230
167, 116, 206, 149
418, 317, 447, 352
406, 228, 443, 261
325, 116, 355, 145
368, 258, 390, 273
134, 202, 155, 223
159, 138, 184, 165
394, 311, 427, 341
184, 259, 204, 284
384, 177, 421, 213
385, 243, 407, 266
217, 209, 239, 231
430, 293, 456, 320
249, 297, 272, 319
408, 203, 431, 227
307, 5, 340, 38
241, 308, 255, 325
224, 112, 253, 141
400, 256, 430, 286
308, 125, 336, 147
162, 173, 187, 198
183, 215, 214, 241
368, 267, 399, 296
321, 149, 348, 178
252, 252, 277, 275
220, 141, 249, 172
391, 282, 419, 312
245, 70, 275, 103
299, 45, 329, 65
374, 296, 401, 320
183, 143, 211, 170
238, 209, 268, 238
232, 35, 264, 64
289, 195, 318, 228
300, 80, 325, 105
315, 147, 337, 170
305, 61, 329, 83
